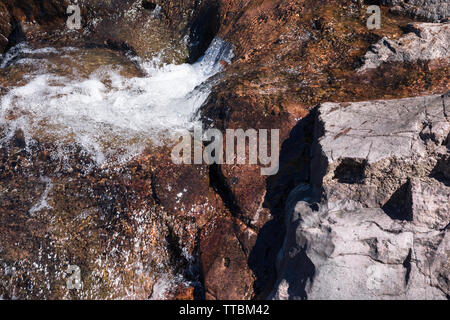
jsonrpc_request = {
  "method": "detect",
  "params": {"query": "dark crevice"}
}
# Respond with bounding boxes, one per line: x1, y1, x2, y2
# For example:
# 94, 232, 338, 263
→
192, 230, 206, 300
248, 112, 317, 299
187, 2, 221, 63
430, 155, 450, 187
208, 163, 241, 218
403, 249, 412, 287
208, 162, 256, 228
287, 246, 316, 300
364, 0, 383, 5
4, 23, 26, 53
333, 158, 367, 184
207, 163, 255, 286
382, 181, 413, 221
208, 163, 255, 225
142, 0, 157, 11
165, 226, 204, 300
103, 40, 138, 56
12, 129, 26, 149
165, 227, 186, 273
166, 225, 204, 300
365, 238, 379, 258
442, 91, 449, 120
150, 173, 161, 205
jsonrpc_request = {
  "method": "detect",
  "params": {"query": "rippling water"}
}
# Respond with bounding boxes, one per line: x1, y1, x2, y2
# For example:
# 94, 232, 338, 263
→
0, 37, 234, 299
0, 38, 234, 164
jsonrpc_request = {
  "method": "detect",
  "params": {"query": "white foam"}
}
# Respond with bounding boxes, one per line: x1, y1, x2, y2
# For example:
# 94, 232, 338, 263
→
0, 38, 233, 165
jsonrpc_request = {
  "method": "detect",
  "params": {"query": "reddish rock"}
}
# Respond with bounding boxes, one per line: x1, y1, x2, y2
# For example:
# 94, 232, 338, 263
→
173, 285, 196, 300
0, 2, 11, 53
200, 216, 256, 300
219, 60, 228, 67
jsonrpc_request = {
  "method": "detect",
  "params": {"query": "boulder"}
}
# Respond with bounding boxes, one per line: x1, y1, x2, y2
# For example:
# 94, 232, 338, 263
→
383, 0, 450, 22
271, 93, 450, 299
311, 93, 449, 210
358, 22, 450, 71
272, 197, 448, 299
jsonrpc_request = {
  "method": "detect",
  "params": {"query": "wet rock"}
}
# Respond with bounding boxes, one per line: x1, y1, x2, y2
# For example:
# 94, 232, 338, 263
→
0, 0, 68, 53
200, 216, 256, 300
80, 0, 191, 62
0, 141, 204, 299
149, 146, 225, 230
271, 93, 450, 300
0, 0, 204, 63
358, 22, 450, 71
0, 2, 11, 53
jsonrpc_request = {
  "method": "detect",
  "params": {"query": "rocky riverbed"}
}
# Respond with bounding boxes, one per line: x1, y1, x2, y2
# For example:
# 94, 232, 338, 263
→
0, 0, 448, 300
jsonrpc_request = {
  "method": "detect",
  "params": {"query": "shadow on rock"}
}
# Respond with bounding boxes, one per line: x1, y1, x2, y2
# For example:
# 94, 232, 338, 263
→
248, 110, 317, 299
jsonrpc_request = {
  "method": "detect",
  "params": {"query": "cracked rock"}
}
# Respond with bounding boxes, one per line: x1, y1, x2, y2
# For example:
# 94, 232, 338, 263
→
358, 22, 450, 71
271, 93, 449, 300
311, 93, 449, 210
382, 0, 450, 22
271, 192, 449, 299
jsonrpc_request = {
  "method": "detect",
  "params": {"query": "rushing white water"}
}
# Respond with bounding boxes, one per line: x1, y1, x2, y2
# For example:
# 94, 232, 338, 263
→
0, 38, 233, 164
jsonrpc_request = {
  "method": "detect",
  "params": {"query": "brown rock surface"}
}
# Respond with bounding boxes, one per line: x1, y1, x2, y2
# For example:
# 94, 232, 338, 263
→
0, 2, 11, 53
0, 0, 210, 63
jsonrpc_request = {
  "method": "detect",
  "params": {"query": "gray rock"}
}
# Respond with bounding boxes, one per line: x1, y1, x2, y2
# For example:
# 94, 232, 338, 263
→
358, 22, 450, 71
271, 93, 450, 300
410, 178, 450, 229
311, 93, 449, 209
382, 0, 450, 22
272, 197, 448, 299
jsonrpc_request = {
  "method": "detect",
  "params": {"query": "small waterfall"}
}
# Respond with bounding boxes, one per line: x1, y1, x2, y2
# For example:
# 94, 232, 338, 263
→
0, 37, 234, 165
196, 37, 234, 76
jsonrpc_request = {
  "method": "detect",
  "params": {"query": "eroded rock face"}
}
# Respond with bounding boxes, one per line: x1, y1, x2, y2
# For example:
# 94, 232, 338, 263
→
271, 93, 449, 300
358, 22, 450, 71
0, 139, 209, 299
383, 0, 450, 22
272, 197, 448, 299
